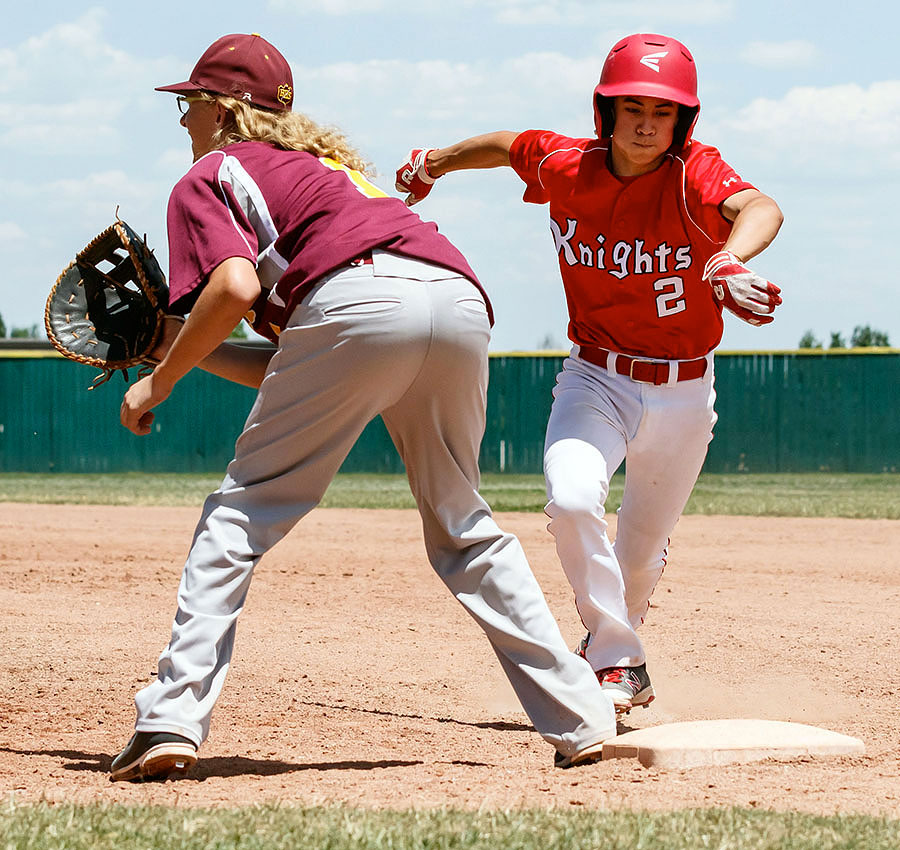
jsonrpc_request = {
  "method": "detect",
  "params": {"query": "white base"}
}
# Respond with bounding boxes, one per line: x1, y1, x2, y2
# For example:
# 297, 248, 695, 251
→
602, 719, 865, 768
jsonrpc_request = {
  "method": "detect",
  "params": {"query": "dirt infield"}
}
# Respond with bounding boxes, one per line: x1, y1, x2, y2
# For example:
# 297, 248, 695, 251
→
1, 504, 898, 814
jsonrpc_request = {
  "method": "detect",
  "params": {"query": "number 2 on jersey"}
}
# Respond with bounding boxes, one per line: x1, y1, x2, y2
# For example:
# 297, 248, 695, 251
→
654, 276, 686, 318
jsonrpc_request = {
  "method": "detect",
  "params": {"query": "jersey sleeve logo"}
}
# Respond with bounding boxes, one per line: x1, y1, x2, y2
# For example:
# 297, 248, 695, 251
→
639, 51, 669, 72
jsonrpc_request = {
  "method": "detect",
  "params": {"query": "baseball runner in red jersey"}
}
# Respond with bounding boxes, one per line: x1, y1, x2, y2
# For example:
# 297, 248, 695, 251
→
109, 33, 619, 780
396, 33, 783, 715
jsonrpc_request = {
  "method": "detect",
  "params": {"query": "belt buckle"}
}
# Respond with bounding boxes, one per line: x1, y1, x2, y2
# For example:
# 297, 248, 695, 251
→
628, 358, 661, 384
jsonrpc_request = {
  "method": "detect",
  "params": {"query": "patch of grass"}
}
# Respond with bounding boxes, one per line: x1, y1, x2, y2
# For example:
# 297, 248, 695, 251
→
684, 474, 900, 519
0, 472, 226, 507
1, 803, 899, 850
0, 472, 897, 518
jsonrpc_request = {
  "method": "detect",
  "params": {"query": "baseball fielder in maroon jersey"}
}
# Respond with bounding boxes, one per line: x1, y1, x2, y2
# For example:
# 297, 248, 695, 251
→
396, 33, 783, 715
110, 33, 619, 780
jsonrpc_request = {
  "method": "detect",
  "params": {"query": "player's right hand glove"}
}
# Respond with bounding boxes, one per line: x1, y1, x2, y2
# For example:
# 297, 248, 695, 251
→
702, 251, 782, 326
395, 149, 438, 206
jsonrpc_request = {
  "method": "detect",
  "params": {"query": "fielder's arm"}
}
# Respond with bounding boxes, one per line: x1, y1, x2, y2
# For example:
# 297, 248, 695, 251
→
151, 317, 274, 389
121, 257, 263, 434
193, 341, 273, 388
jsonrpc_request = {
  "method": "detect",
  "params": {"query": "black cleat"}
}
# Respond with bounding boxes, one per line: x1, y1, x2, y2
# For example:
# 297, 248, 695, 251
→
110, 731, 197, 782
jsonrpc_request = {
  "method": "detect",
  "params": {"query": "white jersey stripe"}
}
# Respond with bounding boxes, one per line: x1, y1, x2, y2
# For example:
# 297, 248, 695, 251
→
204, 150, 290, 307
672, 153, 719, 244
537, 142, 609, 191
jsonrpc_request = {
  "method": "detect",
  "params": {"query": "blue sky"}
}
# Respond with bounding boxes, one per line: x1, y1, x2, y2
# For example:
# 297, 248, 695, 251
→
2, 1, 897, 351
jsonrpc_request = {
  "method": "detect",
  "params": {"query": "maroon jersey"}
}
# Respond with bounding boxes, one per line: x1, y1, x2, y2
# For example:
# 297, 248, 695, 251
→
166, 140, 486, 341
509, 130, 754, 359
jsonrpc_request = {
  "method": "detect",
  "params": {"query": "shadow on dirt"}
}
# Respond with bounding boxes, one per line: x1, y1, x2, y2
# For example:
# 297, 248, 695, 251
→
1, 746, 437, 781
296, 699, 534, 732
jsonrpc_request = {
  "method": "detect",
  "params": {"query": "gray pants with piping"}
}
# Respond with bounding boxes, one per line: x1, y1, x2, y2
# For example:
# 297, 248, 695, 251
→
132, 253, 617, 759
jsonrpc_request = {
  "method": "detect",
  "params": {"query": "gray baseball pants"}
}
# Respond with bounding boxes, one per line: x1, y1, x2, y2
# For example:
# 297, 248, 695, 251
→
131, 253, 617, 759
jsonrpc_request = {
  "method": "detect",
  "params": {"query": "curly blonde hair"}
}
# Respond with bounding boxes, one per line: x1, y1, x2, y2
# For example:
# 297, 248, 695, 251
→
202, 93, 372, 175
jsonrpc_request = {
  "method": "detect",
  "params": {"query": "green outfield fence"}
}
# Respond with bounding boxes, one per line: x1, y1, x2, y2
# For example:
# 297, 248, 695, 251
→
1, 343, 897, 474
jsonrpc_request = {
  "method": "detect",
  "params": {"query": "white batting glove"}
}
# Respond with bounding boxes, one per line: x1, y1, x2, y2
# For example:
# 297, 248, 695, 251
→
395, 149, 438, 206
702, 251, 783, 326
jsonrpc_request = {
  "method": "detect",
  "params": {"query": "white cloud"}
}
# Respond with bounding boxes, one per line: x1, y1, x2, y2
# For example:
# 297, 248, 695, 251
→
0, 47, 15, 88
0, 99, 123, 154
268, 0, 733, 23
707, 81, 900, 174
740, 40, 819, 69
493, 0, 734, 25
6, 170, 166, 231
4, 9, 122, 94
268, 0, 430, 12
0, 222, 27, 243
46, 170, 155, 204
157, 147, 193, 174
0, 9, 174, 153
292, 51, 601, 136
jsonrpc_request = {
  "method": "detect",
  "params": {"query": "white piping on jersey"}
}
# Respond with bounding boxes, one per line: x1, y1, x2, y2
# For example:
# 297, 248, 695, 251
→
536, 141, 609, 190
536, 141, 722, 247
204, 150, 289, 306
672, 152, 720, 245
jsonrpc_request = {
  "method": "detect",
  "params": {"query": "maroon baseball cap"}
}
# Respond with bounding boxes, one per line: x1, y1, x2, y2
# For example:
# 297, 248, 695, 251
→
156, 33, 293, 111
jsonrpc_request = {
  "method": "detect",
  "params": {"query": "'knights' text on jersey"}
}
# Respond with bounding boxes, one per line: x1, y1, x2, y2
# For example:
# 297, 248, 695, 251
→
509, 130, 755, 359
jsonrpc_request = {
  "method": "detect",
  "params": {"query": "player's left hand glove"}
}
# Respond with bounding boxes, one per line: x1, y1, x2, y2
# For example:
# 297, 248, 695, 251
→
395, 149, 438, 206
702, 251, 782, 326
45, 215, 170, 388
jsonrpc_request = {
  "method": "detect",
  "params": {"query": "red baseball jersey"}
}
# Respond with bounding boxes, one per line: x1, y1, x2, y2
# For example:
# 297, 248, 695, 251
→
166, 140, 487, 341
509, 130, 755, 359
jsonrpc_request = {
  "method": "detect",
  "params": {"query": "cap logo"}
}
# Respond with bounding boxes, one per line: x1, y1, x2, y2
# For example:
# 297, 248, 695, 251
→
242, 92, 252, 102
639, 51, 668, 72
277, 83, 293, 105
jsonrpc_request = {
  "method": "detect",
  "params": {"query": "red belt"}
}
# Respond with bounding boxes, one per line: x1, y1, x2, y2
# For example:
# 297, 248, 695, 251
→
577, 346, 708, 385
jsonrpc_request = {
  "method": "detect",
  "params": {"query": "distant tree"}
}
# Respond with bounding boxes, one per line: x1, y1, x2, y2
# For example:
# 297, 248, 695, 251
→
849, 325, 890, 347
10, 324, 38, 339
536, 333, 563, 350
828, 331, 846, 349
0, 313, 5, 338
798, 330, 822, 349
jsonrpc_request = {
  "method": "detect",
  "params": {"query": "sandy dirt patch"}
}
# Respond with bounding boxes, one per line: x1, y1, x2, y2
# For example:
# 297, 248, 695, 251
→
1, 504, 898, 814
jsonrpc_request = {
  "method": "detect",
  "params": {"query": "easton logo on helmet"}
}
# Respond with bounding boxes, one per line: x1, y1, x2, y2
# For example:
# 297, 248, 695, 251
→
639, 51, 668, 72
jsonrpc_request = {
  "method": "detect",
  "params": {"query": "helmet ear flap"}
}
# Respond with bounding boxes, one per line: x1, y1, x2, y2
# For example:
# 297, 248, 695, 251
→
593, 93, 615, 138
673, 104, 699, 149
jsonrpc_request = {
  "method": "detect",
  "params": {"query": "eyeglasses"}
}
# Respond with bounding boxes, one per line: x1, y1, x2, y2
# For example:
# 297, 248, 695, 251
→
176, 95, 205, 115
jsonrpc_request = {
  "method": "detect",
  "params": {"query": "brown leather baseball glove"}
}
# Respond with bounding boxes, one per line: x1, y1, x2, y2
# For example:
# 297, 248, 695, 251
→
45, 216, 170, 388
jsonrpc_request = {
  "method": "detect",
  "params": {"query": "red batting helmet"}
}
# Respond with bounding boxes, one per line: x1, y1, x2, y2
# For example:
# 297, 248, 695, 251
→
593, 33, 700, 149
